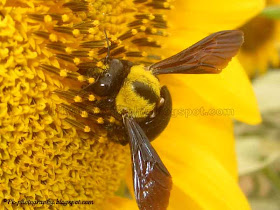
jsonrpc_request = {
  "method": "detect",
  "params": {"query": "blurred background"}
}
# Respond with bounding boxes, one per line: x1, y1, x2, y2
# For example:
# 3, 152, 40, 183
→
235, 1, 280, 209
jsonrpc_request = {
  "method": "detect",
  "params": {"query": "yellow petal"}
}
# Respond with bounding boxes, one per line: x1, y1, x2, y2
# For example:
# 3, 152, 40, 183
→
168, 0, 265, 32
159, 57, 261, 124
150, 87, 251, 209
155, 110, 238, 178
169, 185, 204, 210
159, 143, 250, 210
156, 72, 241, 175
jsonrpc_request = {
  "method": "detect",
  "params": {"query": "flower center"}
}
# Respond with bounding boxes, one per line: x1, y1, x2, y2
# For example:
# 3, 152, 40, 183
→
0, 0, 169, 207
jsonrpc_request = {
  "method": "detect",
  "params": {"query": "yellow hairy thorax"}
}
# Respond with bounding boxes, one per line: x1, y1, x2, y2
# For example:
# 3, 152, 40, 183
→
115, 65, 161, 118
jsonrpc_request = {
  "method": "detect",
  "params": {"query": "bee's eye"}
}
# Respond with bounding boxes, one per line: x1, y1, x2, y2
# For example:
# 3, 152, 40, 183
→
90, 59, 127, 96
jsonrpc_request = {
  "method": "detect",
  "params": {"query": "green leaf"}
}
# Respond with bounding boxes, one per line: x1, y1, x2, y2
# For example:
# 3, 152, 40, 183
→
261, 6, 280, 20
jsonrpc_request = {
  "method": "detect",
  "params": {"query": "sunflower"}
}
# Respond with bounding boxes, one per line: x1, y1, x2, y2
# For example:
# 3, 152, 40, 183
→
0, 0, 262, 210
238, 0, 280, 77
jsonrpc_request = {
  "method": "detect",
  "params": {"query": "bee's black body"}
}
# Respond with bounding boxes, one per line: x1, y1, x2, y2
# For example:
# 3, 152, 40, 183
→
86, 58, 172, 145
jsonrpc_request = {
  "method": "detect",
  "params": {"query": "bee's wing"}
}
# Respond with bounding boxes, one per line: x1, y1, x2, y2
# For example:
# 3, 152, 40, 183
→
123, 115, 172, 210
149, 30, 244, 75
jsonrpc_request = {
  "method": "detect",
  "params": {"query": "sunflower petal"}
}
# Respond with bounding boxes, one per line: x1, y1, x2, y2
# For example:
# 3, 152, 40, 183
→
157, 143, 250, 210
159, 57, 261, 124
169, 185, 204, 210
168, 0, 265, 32
151, 87, 251, 209
155, 76, 242, 175
154, 106, 238, 178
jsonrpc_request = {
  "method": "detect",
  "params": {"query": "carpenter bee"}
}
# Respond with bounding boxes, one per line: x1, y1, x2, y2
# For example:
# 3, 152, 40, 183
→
43, 30, 244, 210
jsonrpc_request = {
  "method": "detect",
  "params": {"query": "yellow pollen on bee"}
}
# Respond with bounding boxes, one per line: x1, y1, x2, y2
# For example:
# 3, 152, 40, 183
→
84, 126, 91, 133
73, 57, 81, 65
74, 96, 82, 102
88, 94, 95, 101
93, 107, 100, 114
77, 75, 85, 82
62, 14, 69, 22
44, 15, 52, 23
72, 29, 80, 37
81, 111, 88, 118
49, 34, 57, 42
97, 117, 104, 124
88, 78, 95, 84
60, 70, 68, 77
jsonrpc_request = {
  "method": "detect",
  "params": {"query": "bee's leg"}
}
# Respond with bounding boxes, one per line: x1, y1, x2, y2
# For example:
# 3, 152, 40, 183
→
139, 86, 172, 141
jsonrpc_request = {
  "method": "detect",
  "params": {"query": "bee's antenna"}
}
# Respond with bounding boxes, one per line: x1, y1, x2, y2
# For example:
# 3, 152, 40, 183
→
104, 30, 110, 63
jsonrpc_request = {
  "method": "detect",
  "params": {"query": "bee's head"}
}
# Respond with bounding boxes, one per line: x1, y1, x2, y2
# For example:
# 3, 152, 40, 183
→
115, 65, 161, 119
91, 59, 131, 96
